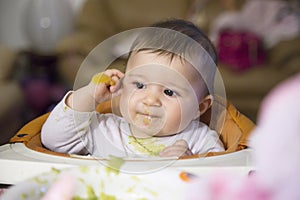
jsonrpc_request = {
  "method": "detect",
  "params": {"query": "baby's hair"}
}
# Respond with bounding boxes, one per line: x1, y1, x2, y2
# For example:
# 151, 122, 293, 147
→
149, 19, 217, 65
127, 18, 217, 95
128, 18, 217, 65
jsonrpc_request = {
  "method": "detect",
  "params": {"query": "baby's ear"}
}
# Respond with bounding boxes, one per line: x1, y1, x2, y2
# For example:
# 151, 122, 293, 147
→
199, 95, 213, 116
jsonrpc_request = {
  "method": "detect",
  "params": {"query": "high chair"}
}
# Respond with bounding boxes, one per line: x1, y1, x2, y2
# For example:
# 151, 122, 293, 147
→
0, 97, 255, 185
9, 97, 255, 159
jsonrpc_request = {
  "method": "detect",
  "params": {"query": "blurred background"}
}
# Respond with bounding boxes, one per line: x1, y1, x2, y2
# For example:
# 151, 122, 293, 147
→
0, 0, 299, 144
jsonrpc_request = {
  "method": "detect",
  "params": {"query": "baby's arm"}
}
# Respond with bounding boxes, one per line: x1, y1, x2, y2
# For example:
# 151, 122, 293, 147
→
66, 69, 124, 112
41, 93, 95, 154
41, 69, 124, 154
159, 140, 192, 157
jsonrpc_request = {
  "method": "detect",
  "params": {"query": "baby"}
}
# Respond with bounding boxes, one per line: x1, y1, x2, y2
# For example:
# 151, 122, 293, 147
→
41, 19, 224, 158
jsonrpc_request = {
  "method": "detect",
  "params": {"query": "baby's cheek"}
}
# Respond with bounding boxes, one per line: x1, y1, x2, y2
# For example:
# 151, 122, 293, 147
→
120, 94, 138, 121
179, 103, 198, 128
164, 107, 183, 133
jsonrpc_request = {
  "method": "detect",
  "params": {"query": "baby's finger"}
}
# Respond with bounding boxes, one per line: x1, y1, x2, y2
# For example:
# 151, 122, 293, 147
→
160, 140, 191, 157
161, 149, 192, 157
160, 146, 187, 157
173, 139, 189, 147
160, 148, 184, 157
109, 76, 123, 93
105, 69, 124, 79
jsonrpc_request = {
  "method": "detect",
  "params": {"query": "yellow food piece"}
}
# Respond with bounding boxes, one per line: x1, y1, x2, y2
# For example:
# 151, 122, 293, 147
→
106, 155, 125, 175
142, 116, 151, 126
92, 73, 115, 86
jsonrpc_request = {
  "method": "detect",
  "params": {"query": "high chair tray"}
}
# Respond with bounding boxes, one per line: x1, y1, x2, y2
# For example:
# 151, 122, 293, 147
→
0, 142, 253, 185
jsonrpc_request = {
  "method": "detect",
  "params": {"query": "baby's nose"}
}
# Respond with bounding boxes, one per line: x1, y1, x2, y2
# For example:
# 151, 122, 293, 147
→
142, 89, 161, 107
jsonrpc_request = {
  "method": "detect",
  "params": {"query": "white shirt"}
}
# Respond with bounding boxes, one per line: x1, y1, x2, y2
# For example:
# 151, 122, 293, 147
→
41, 93, 224, 158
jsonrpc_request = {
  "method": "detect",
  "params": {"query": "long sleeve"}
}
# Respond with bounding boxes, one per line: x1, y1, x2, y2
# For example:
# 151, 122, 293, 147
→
41, 92, 95, 155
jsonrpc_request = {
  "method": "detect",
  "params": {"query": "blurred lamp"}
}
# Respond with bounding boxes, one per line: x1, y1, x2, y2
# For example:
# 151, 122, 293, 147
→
23, 0, 74, 54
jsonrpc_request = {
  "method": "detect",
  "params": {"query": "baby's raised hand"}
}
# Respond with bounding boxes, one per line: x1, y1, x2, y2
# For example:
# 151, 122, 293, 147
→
88, 69, 124, 103
160, 139, 192, 157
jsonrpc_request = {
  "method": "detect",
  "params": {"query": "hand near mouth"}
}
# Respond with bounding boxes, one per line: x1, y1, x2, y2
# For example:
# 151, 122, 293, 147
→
66, 69, 124, 112
89, 69, 124, 104
159, 139, 192, 157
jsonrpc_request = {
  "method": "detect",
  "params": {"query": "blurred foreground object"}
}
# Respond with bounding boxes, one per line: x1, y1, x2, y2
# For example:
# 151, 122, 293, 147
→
41, 175, 75, 200
187, 73, 300, 200
250, 73, 300, 200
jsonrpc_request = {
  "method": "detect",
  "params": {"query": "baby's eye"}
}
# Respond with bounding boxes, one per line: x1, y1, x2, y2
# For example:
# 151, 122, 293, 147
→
134, 82, 145, 89
164, 89, 177, 97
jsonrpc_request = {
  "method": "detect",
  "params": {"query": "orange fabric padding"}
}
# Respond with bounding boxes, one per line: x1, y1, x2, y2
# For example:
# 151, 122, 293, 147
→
10, 98, 255, 159
10, 113, 70, 157
223, 102, 255, 151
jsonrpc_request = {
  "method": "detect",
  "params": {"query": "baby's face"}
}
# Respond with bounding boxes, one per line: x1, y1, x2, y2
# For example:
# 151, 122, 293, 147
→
120, 51, 203, 138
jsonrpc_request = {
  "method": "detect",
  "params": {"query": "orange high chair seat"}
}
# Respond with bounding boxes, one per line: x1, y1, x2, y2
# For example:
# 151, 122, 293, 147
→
10, 97, 255, 159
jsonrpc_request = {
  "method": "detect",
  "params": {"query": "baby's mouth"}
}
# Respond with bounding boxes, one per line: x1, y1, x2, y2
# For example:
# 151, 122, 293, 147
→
141, 114, 153, 126
136, 112, 160, 126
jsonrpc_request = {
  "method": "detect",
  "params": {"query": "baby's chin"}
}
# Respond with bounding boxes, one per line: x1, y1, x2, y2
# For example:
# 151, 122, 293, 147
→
129, 124, 164, 138
130, 123, 182, 138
